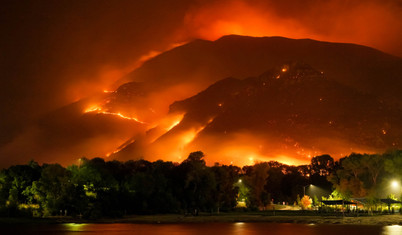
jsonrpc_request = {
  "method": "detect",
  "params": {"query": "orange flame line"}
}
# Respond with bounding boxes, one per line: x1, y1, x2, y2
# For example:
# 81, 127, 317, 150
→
84, 106, 146, 124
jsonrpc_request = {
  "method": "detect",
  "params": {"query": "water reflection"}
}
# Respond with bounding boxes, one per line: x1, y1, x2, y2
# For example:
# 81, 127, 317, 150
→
55, 223, 386, 235
382, 225, 402, 235
1, 223, 399, 234
62, 223, 87, 232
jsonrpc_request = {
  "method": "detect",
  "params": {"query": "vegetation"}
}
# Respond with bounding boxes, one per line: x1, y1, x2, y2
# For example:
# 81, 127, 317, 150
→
1, 150, 402, 218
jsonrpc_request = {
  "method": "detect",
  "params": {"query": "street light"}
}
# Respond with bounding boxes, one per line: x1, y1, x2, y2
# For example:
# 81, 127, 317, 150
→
390, 180, 401, 199
303, 184, 313, 196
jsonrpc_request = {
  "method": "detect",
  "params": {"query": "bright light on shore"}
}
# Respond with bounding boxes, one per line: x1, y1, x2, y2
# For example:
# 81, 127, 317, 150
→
391, 180, 399, 188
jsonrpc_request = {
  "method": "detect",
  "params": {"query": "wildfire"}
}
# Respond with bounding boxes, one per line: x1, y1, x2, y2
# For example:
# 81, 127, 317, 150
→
180, 119, 213, 146
281, 65, 289, 72
84, 105, 102, 113
166, 120, 181, 131
165, 114, 185, 131
181, 131, 199, 146
84, 105, 146, 124
102, 111, 146, 123
105, 139, 136, 157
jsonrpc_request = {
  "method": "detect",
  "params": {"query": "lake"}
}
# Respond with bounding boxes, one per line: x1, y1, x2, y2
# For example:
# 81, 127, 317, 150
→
1, 223, 401, 234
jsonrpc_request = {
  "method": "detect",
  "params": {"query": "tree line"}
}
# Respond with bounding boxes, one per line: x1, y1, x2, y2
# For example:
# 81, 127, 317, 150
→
0, 150, 401, 218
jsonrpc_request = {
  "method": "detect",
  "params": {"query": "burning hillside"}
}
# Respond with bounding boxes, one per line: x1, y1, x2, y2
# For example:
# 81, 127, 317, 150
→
111, 62, 402, 165
1, 36, 402, 167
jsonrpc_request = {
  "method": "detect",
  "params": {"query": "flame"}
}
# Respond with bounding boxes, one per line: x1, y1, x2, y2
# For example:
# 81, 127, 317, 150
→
181, 131, 198, 146
167, 120, 181, 131
167, 125, 207, 161
164, 114, 185, 131
105, 139, 136, 158
84, 105, 146, 124
84, 105, 102, 113
146, 117, 214, 162
179, 119, 213, 146
102, 112, 146, 123
145, 113, 185, 144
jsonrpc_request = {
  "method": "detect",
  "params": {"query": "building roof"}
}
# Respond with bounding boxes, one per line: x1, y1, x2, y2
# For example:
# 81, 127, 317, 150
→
321, 200, 356, 205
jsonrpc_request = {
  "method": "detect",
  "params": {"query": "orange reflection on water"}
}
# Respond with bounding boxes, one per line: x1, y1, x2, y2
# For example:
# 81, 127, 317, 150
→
52, 222, 384, 235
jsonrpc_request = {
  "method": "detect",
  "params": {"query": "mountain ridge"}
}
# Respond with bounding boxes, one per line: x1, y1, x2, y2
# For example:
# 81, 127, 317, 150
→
112, 62, 402, 165
2, 35, 402, 167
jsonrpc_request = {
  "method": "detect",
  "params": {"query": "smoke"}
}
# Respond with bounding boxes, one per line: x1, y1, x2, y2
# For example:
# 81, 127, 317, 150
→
180, 0, 402, 56
0, 0, 191, 144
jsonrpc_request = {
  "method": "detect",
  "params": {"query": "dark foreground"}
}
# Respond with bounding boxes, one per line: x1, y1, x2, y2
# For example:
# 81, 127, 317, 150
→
0, 222, 401, 235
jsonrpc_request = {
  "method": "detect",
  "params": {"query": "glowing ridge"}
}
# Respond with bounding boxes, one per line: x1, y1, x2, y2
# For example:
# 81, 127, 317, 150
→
166, 119, 182, 132
105, 139, 136, 157
84, 106, 146, 124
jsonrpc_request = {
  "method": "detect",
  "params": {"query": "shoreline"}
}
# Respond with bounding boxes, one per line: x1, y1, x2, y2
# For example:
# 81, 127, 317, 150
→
2, 213, 402, 226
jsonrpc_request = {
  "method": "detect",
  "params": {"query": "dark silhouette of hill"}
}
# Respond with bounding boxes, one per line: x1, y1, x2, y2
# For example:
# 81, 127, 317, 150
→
113, 62, 402, 164
123, 35, 402, 105
2, 35, 402, 166
0, 96, 147, 166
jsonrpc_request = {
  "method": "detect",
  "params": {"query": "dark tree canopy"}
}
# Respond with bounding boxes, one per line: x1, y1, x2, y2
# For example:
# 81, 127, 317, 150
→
1, 150, 401, 218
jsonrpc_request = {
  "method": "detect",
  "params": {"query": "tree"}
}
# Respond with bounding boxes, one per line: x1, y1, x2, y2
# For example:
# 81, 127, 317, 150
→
265, 161, 286, 203
25, 164, 74, 216
330, 153, 367, 198
384, 150, 402, 177
211, 164, 240, 212
342, 153, 364, 179
243, 162, 270, 209
280, 166, 307, 203
310, 155, 334, 176
6, 162, 41, 206
361, 154, 384, 195
178, 151, 216, 214
300, 195, 312, 209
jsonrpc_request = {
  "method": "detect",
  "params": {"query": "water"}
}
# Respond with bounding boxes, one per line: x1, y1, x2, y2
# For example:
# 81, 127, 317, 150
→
1, 223, 401, 235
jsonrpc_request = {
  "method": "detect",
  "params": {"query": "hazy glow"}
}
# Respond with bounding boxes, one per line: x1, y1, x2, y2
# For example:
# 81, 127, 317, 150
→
183, 1, 308, 41
182, 0, 402, 56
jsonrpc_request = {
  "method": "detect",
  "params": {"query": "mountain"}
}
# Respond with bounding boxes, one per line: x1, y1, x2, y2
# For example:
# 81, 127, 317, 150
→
112, 62, 402, 165
0, 96, 148, 166
109, 35, 402, 130
1, 35, 402, 167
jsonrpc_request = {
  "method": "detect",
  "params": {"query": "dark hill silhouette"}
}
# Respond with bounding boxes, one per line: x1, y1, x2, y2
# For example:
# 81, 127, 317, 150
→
2, 35, 402, 166
123, 35, 402, 104
109, 35, 402, 130
113, 62, 402, 165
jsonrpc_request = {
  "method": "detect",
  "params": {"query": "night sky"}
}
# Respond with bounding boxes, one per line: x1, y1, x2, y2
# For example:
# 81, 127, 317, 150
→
1, 0, 402, 167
